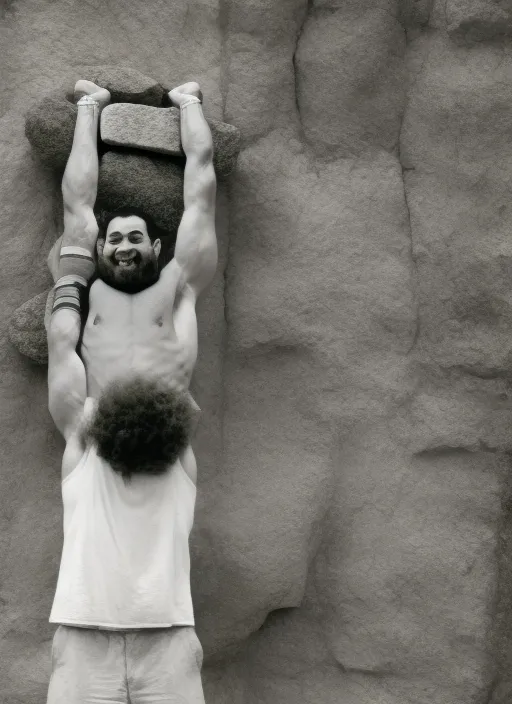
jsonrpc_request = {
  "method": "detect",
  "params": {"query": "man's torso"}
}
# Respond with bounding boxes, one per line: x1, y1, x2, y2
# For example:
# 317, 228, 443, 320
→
81, 272, 198, 398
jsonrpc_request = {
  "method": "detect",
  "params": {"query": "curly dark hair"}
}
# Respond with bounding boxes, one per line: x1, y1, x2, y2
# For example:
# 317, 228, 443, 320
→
85, 377, 193, 482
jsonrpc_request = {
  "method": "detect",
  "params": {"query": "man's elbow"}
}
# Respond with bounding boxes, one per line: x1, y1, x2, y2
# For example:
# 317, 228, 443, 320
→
48, 312, 81, 352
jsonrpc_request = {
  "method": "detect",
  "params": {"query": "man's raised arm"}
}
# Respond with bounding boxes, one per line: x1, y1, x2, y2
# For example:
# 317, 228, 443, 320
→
165, 82, 218, 298
48, 81, 110, 438
48, 302, 87, 440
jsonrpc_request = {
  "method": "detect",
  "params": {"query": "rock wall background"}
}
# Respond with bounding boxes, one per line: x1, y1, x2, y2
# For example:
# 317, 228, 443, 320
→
1, 0, 512, 702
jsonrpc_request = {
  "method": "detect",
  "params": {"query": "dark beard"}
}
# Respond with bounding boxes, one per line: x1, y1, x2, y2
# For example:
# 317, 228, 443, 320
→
97, 254, 160, 294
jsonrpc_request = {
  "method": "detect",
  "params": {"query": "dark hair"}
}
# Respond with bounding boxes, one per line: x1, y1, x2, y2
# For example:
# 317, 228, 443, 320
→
97, 206, 160, 244
86, 377, 193, 482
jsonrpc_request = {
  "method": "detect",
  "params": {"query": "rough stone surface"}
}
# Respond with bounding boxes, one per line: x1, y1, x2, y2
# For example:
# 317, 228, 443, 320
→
209, 117, 241, 177
97, 150, 184, 234
399, 0, 434, 28
3, 1, 512, 704
9, 290, 51, 364
25, 97, 78, 172
295, 5, 407, 159
101, 104, 182, 154
79, 65, 165, 106
400, 30, 512, 704
445, 0, 512, 43
101, 103, 240, 175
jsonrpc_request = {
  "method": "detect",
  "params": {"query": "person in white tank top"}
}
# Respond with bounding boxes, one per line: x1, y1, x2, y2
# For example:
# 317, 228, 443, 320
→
45, 77, 217, 704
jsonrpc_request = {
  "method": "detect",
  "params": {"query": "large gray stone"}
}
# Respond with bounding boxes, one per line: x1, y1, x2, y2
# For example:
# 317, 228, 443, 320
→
101, 103, 241, 176
97, 150, 184, 235
78, 65, 165, 106
25, 96, 77, 171
209, 117, 241, 177
9, 290, 51, 365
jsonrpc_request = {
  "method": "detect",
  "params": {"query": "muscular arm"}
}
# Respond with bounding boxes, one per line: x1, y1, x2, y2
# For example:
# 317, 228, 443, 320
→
48, 307, 86, 440
61, 88, 104, 264
162, 83, 218, 299
48, 82, 110, 438
50, 84, 110, 289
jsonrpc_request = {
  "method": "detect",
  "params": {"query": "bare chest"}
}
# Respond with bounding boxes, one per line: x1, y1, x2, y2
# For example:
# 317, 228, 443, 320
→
81, 281, 197, 397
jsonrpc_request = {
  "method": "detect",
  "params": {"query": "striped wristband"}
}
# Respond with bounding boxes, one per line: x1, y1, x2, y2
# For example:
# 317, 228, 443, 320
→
58, 246, 95, 282
52, 275, 87, 316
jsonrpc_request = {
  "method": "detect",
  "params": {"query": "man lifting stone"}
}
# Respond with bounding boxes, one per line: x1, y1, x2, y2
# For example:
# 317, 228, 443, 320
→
45, 78, 216, 703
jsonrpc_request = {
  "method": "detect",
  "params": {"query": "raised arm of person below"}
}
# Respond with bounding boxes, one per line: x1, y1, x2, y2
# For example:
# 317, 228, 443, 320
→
48, 300, 87, 441
48, 81, 110, 440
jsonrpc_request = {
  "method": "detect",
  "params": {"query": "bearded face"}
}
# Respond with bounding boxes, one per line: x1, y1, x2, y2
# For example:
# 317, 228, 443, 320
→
97, 215, 161, 294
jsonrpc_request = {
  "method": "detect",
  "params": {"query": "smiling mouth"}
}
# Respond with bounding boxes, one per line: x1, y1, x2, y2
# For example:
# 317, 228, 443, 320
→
115, 255, 139, 269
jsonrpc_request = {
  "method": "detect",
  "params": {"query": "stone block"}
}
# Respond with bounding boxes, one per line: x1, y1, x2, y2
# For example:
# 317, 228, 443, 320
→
9, 290, 51, 365
101, 104, 182, 155
101, 103, 241, 176
97, 151, 185, 235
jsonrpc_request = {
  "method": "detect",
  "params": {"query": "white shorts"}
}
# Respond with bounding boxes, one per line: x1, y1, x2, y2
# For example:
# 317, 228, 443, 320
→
46, 624, 205, 704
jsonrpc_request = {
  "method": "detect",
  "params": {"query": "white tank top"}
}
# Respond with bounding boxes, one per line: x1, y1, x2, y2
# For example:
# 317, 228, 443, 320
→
50, 444, 196, 629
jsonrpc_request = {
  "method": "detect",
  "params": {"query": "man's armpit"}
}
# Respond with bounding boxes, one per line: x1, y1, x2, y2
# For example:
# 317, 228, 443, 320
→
150, 257, 185, 307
